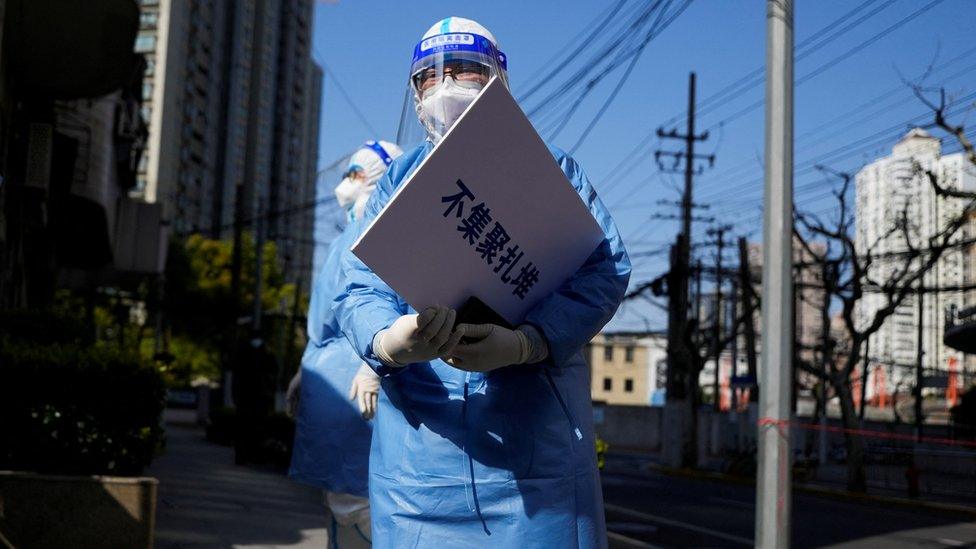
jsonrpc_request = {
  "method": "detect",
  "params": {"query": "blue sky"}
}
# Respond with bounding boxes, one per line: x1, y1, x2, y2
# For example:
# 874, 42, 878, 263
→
310, 0, 976, 331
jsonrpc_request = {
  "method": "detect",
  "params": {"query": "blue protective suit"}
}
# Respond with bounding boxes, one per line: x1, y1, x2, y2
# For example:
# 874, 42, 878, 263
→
334, 143, 630, 548
288, 223, 372, 497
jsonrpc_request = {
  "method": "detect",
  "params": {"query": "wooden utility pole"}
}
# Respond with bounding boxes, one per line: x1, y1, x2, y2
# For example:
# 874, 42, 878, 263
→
737, 237, 759, 402
659, 73, 714, 467
708, 225, 731, 411
730, 279, 740, 412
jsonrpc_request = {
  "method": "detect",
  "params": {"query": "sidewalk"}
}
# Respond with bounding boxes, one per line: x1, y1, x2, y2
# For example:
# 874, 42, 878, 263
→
146, 426, 329, 548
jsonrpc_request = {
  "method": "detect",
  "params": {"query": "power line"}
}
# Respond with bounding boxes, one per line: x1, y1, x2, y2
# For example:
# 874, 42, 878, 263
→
568, 0, 693, 154
594, 0, 909, 219
526, 0, 694, 144
530, 0, 673, 134
516, 0, 631, 102
701, 0, 947, 133
701, 90, 976, 217
701, 46, 976, 187
660, 0, 897, 129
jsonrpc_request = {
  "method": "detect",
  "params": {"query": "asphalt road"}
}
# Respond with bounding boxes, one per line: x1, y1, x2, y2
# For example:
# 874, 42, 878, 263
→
602, 470, 976, 548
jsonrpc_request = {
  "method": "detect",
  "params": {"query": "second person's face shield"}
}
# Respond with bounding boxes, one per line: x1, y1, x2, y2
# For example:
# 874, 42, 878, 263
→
397, 33, 509, 147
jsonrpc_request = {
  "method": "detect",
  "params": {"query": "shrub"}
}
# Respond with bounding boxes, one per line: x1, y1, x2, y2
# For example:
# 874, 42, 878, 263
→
0, 308, 89, 346
0, 339, 166, 476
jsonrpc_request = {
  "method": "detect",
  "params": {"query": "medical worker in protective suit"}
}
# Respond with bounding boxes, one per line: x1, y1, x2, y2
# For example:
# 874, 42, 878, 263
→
287, 140, 403, 547
334, 17, 630, 548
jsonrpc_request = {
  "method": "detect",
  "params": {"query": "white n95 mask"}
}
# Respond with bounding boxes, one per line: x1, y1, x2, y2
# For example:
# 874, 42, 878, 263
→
334, 176, 359, 209
419, 78, 483, 138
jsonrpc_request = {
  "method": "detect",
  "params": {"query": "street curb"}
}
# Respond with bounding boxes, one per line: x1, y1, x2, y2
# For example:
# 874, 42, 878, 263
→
607, 463, 976, 517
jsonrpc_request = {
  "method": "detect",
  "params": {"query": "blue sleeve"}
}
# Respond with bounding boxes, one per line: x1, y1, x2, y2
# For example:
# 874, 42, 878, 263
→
523, 152, 631, 366
333, 169, 409, 376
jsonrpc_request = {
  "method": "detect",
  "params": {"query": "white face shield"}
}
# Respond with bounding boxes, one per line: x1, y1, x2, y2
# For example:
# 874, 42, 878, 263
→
396, 19, 509, 147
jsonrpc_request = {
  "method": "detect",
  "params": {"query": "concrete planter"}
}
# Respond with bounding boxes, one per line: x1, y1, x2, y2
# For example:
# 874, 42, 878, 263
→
0, 471, 157, 549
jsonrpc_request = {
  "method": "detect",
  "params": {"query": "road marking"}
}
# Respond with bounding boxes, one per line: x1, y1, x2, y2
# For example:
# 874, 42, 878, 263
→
605, 502, 754, 546
937, 539, 968, 547
607, 531, 661, 548
708, 496, 755, 508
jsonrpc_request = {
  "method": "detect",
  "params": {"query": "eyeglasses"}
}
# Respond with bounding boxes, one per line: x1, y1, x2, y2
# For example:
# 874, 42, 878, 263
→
412, 61, 490, 92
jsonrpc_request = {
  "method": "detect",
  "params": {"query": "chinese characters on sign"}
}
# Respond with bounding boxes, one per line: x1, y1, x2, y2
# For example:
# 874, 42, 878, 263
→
441, 179, 541, 300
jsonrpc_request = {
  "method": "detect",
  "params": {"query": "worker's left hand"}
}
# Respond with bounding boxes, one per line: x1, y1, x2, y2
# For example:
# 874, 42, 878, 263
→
285, 370, 302, 418
348, 363, 381, 420
446, 323, 531, 373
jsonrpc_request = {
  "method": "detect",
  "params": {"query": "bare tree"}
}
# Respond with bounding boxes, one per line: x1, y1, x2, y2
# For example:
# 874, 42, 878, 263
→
793, 88, 976, 492
625, 256, 758, 468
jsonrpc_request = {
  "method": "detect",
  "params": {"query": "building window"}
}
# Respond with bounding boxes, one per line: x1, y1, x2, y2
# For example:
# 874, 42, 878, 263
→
140, 11, 158, 28
603, 377, 612, 391
134, 33, 156, 53
604, 345, 613, 361
624, 379, 634, 392
625, 346, 634, 363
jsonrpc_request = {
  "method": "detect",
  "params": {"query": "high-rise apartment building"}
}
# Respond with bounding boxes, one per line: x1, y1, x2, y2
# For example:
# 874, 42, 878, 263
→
133, 0, 321, 285
855, 129, 976, 396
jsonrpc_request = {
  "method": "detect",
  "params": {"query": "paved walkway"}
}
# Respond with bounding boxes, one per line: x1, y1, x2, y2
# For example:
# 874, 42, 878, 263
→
146, 426, 329, 548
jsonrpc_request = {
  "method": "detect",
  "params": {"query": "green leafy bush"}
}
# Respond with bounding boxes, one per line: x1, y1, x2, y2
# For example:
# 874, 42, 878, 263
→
0, 338, 166, 476
0, 308, 89, 346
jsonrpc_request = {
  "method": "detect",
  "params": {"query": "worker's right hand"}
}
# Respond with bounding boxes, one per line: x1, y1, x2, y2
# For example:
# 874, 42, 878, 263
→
373, 305, 465, 367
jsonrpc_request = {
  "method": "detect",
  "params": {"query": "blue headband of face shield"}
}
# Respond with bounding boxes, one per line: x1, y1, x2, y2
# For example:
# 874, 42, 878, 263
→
410, 32, 508, 75
364, 140, 394, 166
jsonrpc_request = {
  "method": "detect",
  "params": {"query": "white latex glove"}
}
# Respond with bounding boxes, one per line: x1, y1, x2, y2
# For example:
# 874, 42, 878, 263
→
348, 363, 381, 420
447, 323, 532, 373
285, 370, 302, 418
373, 305, 465, 367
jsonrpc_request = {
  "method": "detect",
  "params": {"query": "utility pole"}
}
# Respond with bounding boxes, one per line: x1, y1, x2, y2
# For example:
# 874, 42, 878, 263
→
730, 279, 740, 414
694, 260, 703, 324
915, 286, 924, 441
658, 72, 714, 468
708, 225, 731, 411
756, 0, 794, 546
737, 237, 759, 402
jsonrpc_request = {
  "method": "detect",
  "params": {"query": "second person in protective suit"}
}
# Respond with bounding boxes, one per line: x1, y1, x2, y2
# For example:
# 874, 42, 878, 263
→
334, 17, 630, 549
287, 139, 403, 547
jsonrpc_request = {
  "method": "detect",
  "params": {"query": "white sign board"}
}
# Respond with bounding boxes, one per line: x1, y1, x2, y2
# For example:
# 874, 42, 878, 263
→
351, 77, 604, 325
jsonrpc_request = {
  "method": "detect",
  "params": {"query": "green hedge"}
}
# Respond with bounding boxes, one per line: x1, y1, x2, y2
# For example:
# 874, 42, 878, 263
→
0, 338, 166, 476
